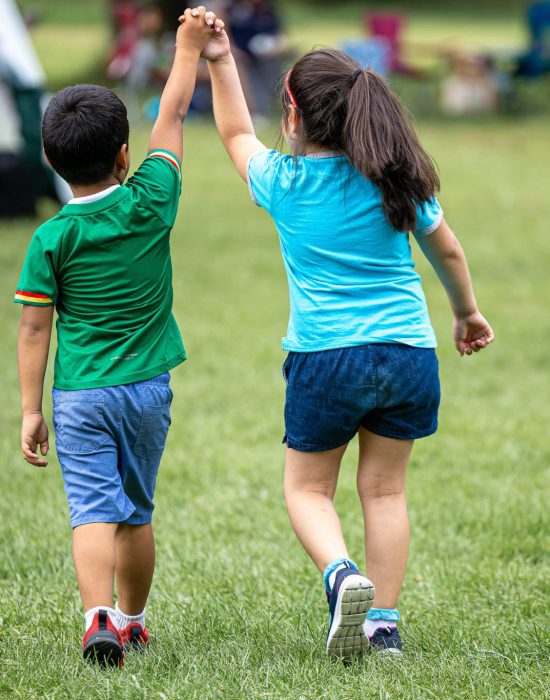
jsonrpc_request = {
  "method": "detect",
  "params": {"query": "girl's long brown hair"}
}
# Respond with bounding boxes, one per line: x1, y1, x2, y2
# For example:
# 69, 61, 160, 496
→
282, 49, 440, 232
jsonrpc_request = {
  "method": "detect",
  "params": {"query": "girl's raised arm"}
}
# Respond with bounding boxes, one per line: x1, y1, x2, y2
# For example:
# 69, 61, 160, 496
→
207, 52, 268, 181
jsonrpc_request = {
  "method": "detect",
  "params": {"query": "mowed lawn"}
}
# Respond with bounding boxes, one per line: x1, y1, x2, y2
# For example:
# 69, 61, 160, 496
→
1, 6, 550, 698
1, 114, 548, 700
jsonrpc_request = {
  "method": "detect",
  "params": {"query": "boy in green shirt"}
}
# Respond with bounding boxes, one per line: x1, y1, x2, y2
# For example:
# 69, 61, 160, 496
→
15, 7, 224, 667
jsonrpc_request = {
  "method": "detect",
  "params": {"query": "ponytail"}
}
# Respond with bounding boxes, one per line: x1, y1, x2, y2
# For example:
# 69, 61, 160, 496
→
283, 50, 439, 232
342, 70, 439, 231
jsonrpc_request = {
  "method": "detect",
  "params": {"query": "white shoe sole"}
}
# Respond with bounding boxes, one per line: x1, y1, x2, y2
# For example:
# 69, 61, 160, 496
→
326, 574, 375, 659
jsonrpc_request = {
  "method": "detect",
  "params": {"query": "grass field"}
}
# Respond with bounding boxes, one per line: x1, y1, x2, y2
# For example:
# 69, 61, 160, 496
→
1, 5, 550, 699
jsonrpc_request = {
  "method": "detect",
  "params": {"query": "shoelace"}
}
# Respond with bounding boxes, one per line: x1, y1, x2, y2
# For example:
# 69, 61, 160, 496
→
373, 625, 395, 638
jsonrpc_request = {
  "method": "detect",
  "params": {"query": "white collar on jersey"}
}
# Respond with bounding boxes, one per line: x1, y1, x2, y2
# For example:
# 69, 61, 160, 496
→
68, 184, 120, 205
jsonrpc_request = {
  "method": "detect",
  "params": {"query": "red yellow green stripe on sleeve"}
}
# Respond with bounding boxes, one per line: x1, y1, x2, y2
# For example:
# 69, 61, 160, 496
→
147, 149, 181, 176
13, 290, 54, 305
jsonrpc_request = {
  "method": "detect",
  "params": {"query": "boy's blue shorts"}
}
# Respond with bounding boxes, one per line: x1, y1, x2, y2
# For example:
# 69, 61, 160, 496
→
52, 373, 172, 528
282, 344, 440, 452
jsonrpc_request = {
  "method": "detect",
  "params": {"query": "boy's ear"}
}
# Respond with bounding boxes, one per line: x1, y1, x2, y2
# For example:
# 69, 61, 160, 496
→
114, 143, 130, 181
117, 143, 129, 170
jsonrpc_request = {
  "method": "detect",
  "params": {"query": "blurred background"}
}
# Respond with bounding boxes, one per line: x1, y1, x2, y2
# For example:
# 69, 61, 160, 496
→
0, 0, 549, 215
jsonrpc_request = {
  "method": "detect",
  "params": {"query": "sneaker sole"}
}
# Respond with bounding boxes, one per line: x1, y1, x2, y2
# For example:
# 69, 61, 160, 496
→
326, 574, 375, 659
83, 632, 124, 668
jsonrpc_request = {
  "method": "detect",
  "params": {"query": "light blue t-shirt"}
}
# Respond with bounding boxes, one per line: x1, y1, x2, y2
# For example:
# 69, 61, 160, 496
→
247, 150, 443, 352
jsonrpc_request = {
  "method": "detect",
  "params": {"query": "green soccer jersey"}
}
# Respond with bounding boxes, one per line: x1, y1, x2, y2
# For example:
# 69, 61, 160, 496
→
14, 149, 186, 390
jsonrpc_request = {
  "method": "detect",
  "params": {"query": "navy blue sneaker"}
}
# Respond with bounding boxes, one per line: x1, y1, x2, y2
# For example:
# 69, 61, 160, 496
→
326, 566, 375, 659
367, 625, 403, 654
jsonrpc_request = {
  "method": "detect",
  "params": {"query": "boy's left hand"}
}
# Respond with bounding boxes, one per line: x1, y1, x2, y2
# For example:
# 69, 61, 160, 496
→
21, 412, 49, 467
177, 6, 225, 54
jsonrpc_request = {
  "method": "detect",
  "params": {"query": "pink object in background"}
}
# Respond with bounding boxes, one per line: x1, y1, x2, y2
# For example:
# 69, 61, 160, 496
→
364, 12, 420, 77
106, 1, 140, 81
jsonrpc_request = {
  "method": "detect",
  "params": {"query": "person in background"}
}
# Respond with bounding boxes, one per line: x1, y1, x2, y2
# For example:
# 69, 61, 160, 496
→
441, 49, 499, 115
227, 0, 289, 119
125, 3, 167, 91
0, 0, 69, 212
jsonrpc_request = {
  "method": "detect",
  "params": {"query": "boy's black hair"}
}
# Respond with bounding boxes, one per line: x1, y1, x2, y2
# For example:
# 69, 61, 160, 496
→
42, 84, 129, 185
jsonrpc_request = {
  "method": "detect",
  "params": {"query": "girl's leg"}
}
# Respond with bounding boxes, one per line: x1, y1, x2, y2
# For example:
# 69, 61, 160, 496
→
357, 428, 414, 608
72, 522, 118, 610
115, 523, 155, 615
284, 444, 350, 572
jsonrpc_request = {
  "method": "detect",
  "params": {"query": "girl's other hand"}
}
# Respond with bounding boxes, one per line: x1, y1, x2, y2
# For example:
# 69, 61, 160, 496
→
176, 7, 220, 52
179, 8, 228, 61
453, 310, 494, 356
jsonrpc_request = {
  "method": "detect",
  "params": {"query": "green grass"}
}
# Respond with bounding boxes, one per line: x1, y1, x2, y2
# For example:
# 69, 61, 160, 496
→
1, 115, 549, 699
1, 5, 550, 699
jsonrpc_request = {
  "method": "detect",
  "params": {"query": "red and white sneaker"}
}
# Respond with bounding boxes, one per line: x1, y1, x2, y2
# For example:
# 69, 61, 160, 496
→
119, 622, 150, 651
82, 609, 125, 668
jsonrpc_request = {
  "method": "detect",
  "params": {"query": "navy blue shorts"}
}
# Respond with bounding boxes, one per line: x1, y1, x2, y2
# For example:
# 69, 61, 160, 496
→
53, 373, 172, 528
282, 344, 440, 452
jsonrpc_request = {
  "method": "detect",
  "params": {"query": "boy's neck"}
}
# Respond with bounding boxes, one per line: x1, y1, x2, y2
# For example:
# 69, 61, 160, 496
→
70, 175, 121, 199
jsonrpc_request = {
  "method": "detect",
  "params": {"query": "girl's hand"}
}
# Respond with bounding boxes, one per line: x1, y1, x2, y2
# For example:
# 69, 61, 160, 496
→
453, 310, 494, 356
178, 7, 228, 60
200, 23, 230, 62
176, 7, 221, 53
21, 412, 49, 467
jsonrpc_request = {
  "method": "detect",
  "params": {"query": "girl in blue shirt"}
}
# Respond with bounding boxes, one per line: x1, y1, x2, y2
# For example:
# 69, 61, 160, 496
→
189, 10, 494, 659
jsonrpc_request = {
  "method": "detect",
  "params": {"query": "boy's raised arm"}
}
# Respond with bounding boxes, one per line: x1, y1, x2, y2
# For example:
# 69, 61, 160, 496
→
148, 7, 223, 161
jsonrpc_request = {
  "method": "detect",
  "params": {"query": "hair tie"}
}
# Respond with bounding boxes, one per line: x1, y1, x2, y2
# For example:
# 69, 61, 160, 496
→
352, 69, 363, 84
285, 69, 299, 110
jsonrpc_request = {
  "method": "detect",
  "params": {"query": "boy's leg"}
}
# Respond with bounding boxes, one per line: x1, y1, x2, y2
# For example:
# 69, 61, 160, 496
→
113, 372, 172, 645
357, 427, 413, 608
115, 523, 155, 615
284, 444, 349, 571
72, 523, 118, 610
73, 522, 125, 667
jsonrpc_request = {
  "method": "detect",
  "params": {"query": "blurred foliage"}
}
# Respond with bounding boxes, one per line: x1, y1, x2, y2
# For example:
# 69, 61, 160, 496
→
295, 0, 528, 7
18, 0, 532, 26
19, 0, 549, 115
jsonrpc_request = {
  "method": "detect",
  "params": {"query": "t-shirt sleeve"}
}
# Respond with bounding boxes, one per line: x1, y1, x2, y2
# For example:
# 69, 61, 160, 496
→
13, 231, 58, 307
126, 149, 182, 228
247, 149, 289, 213
413, 196, 444, 238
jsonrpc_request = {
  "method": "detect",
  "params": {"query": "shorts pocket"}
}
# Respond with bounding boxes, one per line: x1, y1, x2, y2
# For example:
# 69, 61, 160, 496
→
53, 393, 109, 454
133, 403, 171, 458
282, 353, 293, 386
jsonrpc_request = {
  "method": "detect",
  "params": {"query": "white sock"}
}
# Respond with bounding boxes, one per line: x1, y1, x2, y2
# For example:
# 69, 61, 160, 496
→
363, 618, 397, 638
328, 563, 349, 591
115, 602, 146, 630
84, 606, 117, 632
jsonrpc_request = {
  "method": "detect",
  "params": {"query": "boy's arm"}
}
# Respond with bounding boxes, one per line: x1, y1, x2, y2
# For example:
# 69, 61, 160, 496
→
417, 218, 494, 356
18, 306, 53, 466
147, 7, 221, 161
207, 53, 267, 181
